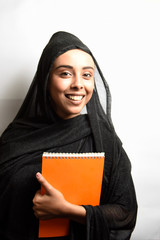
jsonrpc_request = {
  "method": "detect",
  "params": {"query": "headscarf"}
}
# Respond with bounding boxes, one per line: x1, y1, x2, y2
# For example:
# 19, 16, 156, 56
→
13, 31, 114, 151
0, 31, 137, 240
15, 32, 111, 119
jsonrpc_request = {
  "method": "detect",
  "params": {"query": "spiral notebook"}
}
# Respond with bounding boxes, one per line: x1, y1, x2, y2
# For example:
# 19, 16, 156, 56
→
39, 152, 105, 238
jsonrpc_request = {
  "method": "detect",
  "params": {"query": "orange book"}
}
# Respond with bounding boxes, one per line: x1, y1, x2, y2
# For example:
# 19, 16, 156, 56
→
39, 152, 105, 238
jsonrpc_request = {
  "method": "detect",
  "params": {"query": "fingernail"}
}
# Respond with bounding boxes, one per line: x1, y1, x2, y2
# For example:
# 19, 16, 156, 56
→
36, 172, 41, 179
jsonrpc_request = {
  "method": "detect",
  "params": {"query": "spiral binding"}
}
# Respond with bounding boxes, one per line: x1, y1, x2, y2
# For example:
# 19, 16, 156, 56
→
43, 152, 105, 159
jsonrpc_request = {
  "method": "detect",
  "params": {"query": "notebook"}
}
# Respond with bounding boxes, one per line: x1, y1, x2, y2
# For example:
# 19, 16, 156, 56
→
39, 152, 105, 238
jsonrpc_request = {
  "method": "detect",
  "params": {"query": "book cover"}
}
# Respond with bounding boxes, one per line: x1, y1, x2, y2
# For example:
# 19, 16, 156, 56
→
39, 152, 104, 238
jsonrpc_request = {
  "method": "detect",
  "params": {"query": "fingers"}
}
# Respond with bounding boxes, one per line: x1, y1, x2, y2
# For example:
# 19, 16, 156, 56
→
36, 172, 52, 195
33, 189, 41, 207
33, 189, 48, 219
33, 173, 67, 220
33, 190, 41, 218
33, 205, 45, 220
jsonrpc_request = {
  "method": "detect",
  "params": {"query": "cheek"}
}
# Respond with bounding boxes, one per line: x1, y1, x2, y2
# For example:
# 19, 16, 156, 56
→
86, 81, 94, 96
85, 83, 94, 104
49, 78, 69, 96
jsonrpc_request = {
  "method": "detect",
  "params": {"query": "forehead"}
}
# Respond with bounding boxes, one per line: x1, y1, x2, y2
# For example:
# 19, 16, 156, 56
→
53, 49, 95, 68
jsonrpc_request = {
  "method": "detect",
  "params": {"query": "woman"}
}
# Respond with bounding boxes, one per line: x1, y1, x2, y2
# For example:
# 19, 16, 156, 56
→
0, 31, 137, 240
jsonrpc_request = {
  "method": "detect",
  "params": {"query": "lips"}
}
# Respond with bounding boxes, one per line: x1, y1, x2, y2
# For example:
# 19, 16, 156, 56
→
65, 94, 85, 101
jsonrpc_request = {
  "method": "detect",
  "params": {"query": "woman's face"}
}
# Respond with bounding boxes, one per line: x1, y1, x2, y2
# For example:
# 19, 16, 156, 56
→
49, 49, 95, 119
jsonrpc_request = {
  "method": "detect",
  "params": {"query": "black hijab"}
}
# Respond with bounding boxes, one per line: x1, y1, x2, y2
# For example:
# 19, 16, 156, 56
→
0, 31, 137, 240
13, 31, 113, 151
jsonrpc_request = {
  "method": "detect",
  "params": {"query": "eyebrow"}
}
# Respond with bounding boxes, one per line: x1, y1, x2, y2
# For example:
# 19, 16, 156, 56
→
55, 65, 94, 70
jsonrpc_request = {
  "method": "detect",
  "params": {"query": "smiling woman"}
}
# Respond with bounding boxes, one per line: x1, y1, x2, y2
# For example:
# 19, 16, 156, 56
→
0, 31, 137, 240
49, 49, 95, 119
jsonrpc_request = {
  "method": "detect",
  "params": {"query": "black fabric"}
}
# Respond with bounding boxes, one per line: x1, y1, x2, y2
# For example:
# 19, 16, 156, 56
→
0, 31, 137, 240
0, 115, 94, 240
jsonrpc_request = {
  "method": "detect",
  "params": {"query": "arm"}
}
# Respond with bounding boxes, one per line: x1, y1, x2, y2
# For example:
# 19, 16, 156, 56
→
82, 147, 137, 240
32, 172, 86, 224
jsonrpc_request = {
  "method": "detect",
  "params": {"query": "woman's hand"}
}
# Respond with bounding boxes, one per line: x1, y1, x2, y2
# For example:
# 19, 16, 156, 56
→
33, 172, 68, 220
33, 172, 86, 224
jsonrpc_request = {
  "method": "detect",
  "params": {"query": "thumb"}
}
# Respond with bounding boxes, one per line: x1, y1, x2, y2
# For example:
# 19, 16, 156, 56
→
36, 172, 52, 195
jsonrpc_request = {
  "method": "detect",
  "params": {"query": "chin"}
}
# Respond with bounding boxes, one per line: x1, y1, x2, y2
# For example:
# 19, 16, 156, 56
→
63, 110, 82, 119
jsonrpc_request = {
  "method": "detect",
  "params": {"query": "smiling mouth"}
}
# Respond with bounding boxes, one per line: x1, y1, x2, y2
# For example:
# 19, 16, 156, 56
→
65, 95, 85, 101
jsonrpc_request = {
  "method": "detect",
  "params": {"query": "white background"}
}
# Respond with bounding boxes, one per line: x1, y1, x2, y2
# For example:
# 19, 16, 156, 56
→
0, 0, 160, 239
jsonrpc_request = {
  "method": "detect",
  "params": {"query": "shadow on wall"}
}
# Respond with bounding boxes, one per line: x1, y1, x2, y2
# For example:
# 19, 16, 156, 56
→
0, 71, 32, 135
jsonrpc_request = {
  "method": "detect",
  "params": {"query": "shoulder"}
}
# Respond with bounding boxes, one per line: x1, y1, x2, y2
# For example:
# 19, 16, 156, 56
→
98, 117, 124, 171
98, 117, 122, 150
1, 118, 46, 144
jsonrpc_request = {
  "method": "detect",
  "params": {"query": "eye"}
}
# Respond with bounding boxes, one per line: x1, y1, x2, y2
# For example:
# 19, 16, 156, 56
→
83, 72, 93, 79
60, 71, 72, 78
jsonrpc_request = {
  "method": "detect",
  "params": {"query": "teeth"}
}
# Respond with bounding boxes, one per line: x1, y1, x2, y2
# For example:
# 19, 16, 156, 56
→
67, 95, 83, 101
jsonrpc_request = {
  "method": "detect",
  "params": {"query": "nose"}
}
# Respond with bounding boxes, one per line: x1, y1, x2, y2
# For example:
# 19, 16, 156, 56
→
70, 74, 84, 90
